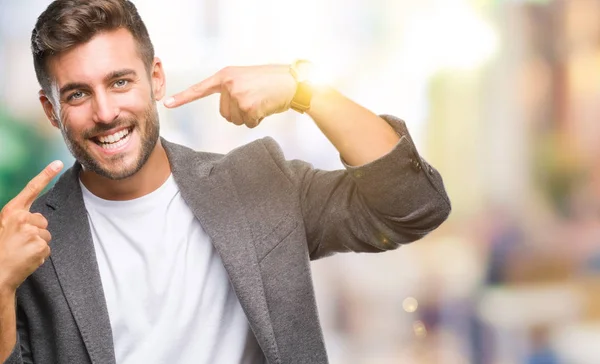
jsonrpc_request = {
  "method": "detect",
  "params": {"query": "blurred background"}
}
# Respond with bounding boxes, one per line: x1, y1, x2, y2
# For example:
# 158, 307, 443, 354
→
1, 0, 600, 363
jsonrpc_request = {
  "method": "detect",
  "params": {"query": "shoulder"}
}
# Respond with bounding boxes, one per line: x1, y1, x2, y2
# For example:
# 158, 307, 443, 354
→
163, 136, 285, 167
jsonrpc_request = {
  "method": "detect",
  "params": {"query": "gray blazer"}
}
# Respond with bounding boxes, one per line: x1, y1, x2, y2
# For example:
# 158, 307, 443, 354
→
5, 115, 450, 364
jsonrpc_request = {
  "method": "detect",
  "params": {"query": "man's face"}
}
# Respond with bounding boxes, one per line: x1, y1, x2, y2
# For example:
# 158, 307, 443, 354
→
43, 28, 165, 180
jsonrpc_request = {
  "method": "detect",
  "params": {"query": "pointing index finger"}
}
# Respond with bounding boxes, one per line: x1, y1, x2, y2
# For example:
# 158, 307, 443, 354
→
164, 73, 222, 108
10, 160, 63, 210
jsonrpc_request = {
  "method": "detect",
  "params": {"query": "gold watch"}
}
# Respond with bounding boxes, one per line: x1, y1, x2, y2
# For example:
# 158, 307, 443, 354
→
289, 60, 314, 114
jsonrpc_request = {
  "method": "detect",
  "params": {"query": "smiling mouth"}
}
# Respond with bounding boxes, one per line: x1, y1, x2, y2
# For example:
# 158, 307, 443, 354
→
92, 127, 134, 150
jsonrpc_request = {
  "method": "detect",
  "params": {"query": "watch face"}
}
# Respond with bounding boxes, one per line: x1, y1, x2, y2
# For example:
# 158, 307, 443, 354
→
294, 60, 314, 83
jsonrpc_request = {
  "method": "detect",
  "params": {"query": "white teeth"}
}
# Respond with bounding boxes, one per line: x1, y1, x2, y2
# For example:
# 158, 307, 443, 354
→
97, 128, 130, 144
99, 130, 131, 150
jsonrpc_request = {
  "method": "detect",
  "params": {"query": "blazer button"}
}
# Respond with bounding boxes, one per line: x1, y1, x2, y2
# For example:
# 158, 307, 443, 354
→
410, 157, 422, 172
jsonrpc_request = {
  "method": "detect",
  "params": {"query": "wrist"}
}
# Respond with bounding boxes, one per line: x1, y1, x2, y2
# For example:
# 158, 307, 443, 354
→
0, 280, 16, 302
305, 85, 339, 119
0, 289, 15, 302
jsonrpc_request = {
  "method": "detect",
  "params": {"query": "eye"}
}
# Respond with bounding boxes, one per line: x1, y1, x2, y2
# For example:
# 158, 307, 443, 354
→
114, 79, 129, 88
68, 91, 85, 101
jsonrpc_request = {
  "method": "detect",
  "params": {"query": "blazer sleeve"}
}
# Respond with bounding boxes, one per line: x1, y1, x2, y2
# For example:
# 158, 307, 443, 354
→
261, 114, 451, 260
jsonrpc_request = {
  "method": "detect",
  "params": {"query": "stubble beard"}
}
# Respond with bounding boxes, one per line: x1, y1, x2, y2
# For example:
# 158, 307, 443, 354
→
60, 102, 160, 180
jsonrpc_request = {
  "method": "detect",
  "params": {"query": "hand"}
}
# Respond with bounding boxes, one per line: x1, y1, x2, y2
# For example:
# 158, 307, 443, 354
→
164, 65, 297, 128
0, 161, 63, 293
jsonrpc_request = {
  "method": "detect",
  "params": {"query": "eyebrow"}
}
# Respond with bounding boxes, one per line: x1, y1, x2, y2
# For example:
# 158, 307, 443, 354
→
59, 82, 89, 98
59, 69, 138, 98
104, 69, 137, 82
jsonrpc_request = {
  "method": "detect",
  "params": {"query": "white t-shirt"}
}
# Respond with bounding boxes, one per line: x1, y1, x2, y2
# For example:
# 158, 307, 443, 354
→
80, 175, 264, 364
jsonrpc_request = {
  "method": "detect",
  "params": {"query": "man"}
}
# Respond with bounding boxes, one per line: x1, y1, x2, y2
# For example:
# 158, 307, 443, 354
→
0, 0, 451, 363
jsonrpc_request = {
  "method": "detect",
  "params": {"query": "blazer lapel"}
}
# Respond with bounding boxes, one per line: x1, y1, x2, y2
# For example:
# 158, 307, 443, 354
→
164, 140, 280, 363
45, 164, 116, 364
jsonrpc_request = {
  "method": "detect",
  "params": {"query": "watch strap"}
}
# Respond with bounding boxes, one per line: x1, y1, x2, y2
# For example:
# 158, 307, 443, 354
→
289, 60, 313, 113
290, 81, 312, 113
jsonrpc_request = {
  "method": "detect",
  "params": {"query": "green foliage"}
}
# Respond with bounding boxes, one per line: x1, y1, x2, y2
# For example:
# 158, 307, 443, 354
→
0, 107, 55, 207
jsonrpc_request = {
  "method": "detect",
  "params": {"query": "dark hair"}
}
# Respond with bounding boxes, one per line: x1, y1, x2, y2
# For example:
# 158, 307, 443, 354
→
31, 0, 154, 94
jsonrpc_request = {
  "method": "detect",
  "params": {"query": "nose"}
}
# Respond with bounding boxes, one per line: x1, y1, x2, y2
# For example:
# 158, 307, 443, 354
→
92, 91, 119, 124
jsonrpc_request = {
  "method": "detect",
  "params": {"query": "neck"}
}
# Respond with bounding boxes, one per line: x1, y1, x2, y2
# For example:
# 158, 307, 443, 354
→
79, 139, 171, 201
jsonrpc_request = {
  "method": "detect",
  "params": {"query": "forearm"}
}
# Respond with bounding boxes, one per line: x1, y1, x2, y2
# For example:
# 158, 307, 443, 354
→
306, 86, 400, 166
0, 288, 17, 363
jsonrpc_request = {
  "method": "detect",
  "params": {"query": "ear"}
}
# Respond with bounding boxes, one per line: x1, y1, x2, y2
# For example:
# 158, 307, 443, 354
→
38, 90, 60, 129
150, 57, 166, 101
